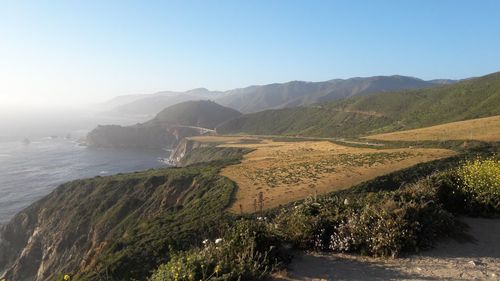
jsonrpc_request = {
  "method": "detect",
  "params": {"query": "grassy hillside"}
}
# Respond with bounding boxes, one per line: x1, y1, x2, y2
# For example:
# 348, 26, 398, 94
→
1, 141, 497, 281
216, 75, 449, 113
218, 72, 500, 137
0, 160, 241, 281
366, 115, 500, 142
152, 100, 241, 129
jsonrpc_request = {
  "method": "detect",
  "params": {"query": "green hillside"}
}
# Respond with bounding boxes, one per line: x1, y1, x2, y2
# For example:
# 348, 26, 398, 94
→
216, 75, 448, 113
0, 161, 239, 281
218, 72, 500, 137
152, 99, 241, 129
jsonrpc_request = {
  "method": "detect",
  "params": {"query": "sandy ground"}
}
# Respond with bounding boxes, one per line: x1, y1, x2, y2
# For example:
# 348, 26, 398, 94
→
365, 115, 500, 142
273, 217, 500, 281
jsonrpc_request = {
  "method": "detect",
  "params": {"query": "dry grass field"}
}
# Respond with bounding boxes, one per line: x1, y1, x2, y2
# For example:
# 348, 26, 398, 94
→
190, 136, 455, 213
365, 115, 500, 142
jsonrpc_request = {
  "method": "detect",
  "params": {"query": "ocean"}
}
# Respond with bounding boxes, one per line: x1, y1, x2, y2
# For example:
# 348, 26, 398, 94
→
0, 138, 169, 225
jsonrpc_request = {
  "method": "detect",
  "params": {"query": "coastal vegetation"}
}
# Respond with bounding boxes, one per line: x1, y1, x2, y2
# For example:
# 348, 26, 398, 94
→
147, 150, 499, 281
1, 133, 498, 280
0, 159, 241, 281
2, 72, 500, 281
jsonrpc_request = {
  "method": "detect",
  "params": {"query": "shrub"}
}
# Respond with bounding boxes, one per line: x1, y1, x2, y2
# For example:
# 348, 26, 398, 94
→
149, 220, 284, 281
454, 157, 500, 215
272, 179, 459, 257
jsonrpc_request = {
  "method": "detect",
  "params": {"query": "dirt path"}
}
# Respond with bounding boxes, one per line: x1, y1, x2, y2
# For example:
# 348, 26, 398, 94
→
274, 218, 500, 281
224, 134, 385, 147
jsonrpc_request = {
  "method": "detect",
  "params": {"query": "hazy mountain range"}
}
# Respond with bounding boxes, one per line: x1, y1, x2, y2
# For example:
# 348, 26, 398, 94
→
89, 72, 498, 150
101, 75, 458, 117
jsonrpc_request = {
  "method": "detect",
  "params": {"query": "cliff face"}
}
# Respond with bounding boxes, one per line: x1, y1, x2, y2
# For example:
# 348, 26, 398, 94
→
168, 138, 214, 164
0, 164, 236, 281
169, 138, 253, 167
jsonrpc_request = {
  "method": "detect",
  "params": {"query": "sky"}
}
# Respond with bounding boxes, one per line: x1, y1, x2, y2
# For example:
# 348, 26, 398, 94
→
1, 0, 499, 108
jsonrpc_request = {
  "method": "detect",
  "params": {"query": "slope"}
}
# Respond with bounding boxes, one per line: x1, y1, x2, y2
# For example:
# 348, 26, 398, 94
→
216, 75, 449, 113
0, 162, 237, 281
365, 115, 500, 142
218, 71, 500, 137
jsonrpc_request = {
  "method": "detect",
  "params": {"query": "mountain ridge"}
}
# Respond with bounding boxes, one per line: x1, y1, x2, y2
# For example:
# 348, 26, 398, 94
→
218, 71, 500, 137
103, 75, 458, 116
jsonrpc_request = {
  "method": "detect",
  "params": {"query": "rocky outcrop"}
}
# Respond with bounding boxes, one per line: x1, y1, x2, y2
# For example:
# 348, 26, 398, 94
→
168, 138, 253, 167
168, 138, 215, 164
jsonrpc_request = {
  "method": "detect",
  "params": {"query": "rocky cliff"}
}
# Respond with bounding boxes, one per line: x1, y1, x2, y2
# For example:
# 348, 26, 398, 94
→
168, 138, 253, 167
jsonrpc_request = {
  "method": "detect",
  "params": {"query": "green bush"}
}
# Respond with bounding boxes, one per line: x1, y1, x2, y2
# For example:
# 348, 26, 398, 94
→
272, 179, 459, 257
454, 157, 500, 215
435, 157, 500, 216
149, 220, 285, 281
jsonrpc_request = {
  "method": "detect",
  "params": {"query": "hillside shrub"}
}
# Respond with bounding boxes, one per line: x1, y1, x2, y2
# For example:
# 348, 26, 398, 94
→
273, 179, 459, 257
149, 220, 285, 281
441, 157, 500, 216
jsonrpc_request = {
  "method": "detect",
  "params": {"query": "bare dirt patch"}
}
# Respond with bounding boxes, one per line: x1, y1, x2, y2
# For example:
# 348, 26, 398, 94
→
190, 136, 455, 213
365, 115, 500, 142
274, 217, 500, 281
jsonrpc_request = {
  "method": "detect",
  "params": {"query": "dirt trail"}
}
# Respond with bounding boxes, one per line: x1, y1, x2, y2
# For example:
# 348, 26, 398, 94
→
274, 217, 500, 281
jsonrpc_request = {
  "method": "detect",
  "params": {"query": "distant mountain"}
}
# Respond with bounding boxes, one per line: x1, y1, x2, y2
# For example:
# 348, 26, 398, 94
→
103, 76, 457, 116
153, 98, 241, 129
103, 88, 224, 117
218, 71, 500, 137
216, 75, 454, 113
87, 100, 241, 149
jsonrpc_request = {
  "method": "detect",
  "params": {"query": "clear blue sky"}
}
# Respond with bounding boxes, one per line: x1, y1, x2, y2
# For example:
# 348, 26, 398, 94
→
1, 0, 499, 106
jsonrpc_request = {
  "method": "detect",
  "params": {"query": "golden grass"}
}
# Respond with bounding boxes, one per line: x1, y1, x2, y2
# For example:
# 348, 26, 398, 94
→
365, 115, 500, 142
192, 136, 456, 213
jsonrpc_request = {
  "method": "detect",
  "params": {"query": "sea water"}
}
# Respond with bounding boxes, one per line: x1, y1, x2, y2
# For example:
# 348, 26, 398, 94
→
0, 138, 169, 225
